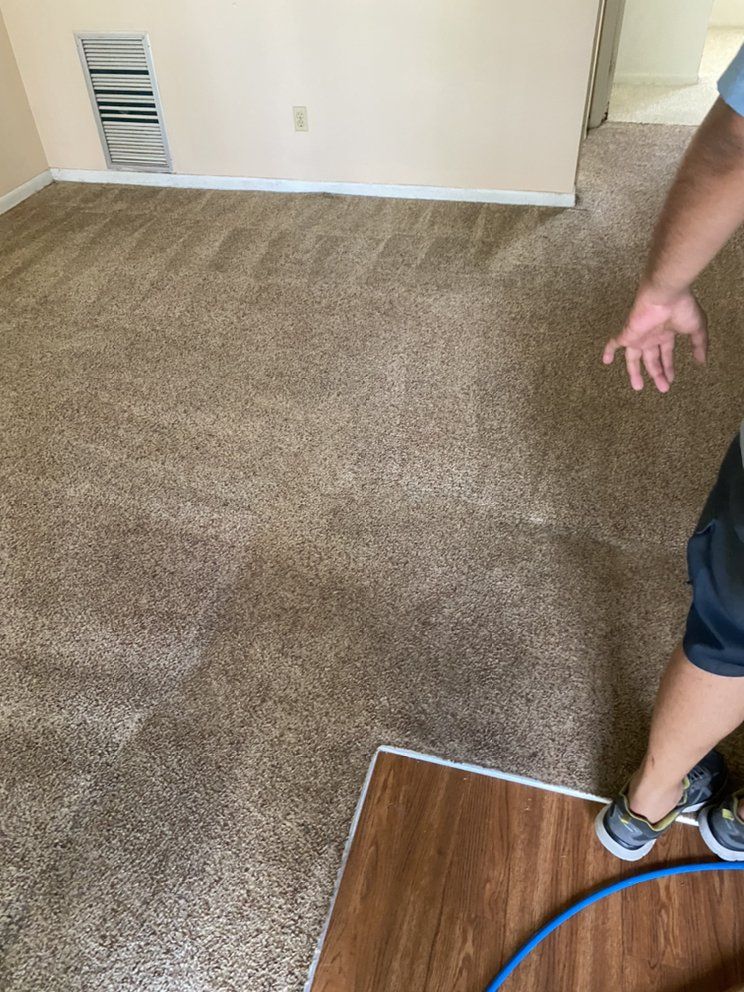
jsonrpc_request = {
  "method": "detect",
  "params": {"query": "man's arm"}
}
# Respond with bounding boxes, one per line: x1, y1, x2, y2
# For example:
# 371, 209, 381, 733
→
604, 97, 744, 392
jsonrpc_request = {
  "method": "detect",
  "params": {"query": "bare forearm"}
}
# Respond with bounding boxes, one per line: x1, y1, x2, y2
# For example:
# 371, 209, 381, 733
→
644, 98, 744, 298
603, 97, 744, 391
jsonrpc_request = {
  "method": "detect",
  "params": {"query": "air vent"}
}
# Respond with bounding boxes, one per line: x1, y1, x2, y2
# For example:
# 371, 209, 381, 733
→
76, 33, 171, 173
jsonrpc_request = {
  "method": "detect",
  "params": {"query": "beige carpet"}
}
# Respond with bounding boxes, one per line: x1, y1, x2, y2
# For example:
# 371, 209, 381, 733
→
3, 123, 744, 991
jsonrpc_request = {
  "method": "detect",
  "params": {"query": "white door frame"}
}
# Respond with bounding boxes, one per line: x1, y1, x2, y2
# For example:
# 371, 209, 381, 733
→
587, 0, 627, 129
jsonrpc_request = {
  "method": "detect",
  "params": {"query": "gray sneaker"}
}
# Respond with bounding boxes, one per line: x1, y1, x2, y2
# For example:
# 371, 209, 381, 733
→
698, 788, 744, 861
595, 750, 729, 862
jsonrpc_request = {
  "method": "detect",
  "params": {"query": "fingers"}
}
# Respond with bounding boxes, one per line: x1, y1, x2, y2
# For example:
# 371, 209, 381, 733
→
689, 323, 709, 365
660, 338, 675, 384
606, 334, 675, 393
643, 345, 670, 393
602, 338, 618, 365
677, 298, 708, 364
606, 289, 708, 389
623, 346, 671, 393
625, 347, 644, 391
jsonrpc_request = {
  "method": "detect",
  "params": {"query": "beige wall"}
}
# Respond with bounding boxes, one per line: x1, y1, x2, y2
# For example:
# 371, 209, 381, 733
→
1, 0, 601, 195
0, 9, 47, 199
710, 0, 744, 27
616, 0, 715, 83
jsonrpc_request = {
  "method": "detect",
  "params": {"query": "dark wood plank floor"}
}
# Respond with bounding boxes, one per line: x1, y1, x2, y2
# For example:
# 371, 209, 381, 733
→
310, 751, 744, 992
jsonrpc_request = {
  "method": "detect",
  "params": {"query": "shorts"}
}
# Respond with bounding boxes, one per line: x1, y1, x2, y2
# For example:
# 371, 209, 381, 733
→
684, 432, 744, 677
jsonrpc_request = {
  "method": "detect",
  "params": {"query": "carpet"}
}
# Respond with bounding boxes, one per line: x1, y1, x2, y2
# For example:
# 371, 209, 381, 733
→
3, 122, 744, 991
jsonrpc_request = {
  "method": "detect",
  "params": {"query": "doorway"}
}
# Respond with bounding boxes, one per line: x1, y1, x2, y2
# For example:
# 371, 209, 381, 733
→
589, 0, 744, 129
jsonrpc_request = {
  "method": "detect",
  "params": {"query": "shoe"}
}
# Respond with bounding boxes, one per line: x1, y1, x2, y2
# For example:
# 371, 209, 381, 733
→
698, 788, 744, 861
595, 750, 729, 862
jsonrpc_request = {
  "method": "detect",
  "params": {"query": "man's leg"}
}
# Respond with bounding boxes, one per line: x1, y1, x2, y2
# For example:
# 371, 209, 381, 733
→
628, 643, 744, 824
597, 434, 744, 860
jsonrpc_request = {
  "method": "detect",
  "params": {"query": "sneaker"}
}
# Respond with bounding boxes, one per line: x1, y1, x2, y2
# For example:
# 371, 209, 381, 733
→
595, 750, 729, 862
698, 788, 744, 861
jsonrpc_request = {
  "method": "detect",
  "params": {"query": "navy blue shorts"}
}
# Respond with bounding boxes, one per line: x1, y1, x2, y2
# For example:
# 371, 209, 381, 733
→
684, 433, 744, 677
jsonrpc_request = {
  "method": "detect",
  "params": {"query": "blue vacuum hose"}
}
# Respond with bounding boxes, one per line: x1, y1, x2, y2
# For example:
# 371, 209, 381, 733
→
484, 861, 744, 991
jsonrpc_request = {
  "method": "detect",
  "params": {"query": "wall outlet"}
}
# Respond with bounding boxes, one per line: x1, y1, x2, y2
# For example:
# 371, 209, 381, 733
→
293, 106, 309, 132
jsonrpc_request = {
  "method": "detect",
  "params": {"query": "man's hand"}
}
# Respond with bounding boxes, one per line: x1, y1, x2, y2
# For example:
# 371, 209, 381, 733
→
602, 285, 708, 393
602, 99, 744, 393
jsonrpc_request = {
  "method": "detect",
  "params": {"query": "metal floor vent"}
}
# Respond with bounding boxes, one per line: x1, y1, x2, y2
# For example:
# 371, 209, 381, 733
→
76, 33, 171, 173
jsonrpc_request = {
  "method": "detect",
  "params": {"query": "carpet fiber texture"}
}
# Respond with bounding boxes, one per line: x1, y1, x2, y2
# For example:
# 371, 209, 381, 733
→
3, 123, 744, 991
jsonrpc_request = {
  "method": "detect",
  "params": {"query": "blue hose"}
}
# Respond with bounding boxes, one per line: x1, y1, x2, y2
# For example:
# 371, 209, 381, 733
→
484, 861, 744, 991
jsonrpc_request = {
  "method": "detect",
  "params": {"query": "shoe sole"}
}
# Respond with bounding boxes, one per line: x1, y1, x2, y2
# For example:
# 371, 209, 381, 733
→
595, 765, 730, 863
594, 805, 655, 862
698, 806, 744, 862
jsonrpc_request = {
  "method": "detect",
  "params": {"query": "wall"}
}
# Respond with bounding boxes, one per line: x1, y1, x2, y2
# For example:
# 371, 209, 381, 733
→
615, 0, 714, 84
0, 0, 601, 196
0, 9, 47, 199
710, 0, 744, 27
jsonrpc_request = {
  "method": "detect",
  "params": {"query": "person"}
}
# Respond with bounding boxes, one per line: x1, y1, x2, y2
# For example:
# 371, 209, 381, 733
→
595, 46, 744, 862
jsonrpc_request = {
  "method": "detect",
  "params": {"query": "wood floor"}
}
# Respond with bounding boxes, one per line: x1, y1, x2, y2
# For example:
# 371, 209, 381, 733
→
309, 750, 744, 992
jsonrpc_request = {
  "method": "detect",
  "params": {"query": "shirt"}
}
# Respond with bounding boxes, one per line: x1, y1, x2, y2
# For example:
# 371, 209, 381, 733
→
719, 43, 744, 115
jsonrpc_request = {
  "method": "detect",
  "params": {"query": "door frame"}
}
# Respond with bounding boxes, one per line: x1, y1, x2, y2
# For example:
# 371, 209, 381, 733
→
586, 0, 627, 129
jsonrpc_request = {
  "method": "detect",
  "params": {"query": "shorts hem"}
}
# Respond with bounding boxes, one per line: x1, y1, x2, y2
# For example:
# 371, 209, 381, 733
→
683, 636, 744, 678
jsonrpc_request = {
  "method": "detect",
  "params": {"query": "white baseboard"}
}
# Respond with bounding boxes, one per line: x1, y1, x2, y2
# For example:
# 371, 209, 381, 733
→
0, 169, 53, 217
50, 167, 575, 208
614, 72, 699, 86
